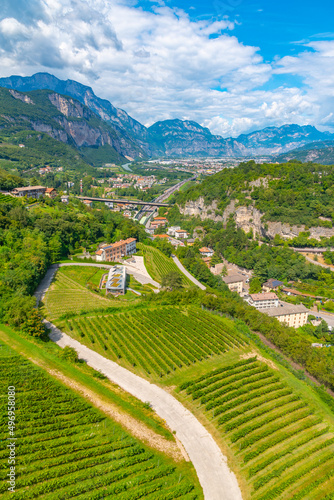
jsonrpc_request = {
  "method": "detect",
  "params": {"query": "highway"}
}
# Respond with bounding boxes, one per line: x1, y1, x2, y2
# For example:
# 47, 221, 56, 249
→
135, 175, 197, 224
75, 196, 170, 207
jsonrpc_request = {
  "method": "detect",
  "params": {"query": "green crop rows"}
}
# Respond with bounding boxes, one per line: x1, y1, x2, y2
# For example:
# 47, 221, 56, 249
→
180, 358, 334, 499
0, 346, 201, 499
0, 193, 17, 204
61, 306, 246, 377
138, 243, 193, 286
42, 270, 123, 320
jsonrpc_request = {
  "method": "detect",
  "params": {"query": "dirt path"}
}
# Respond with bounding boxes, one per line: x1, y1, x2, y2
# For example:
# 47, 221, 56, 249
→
48, 322, 243, 500
45, 367, 187, 462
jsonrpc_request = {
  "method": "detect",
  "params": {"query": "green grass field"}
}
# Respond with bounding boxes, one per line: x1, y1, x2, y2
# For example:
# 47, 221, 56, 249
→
179, 357, 334, 500
0, 342, 202, 499
138, 243, 194, 286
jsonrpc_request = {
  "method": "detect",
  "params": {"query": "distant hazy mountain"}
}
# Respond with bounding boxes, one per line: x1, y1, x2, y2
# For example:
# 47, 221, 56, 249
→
147, 119, 245, 157
147, 120, 333, 157
236, 124, 333, 155
1, 72, 333, 159
274, 140, 334, 165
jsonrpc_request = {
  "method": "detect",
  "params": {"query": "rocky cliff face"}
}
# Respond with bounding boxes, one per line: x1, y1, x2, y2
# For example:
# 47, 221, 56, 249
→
180, 198, 334, 241
3, 72, 334, 159
6, 88, 144, 159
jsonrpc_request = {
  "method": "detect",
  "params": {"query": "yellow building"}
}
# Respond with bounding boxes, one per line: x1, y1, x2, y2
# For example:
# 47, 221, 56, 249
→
223, 275, 244, 293
265, 302, 309, 328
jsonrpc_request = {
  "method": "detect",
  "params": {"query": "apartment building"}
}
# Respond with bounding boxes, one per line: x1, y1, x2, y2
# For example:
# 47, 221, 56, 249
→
96, 238, 136, 262
265, 302, 309, 328
12, 186, 46, 198
247, 293, 279, 309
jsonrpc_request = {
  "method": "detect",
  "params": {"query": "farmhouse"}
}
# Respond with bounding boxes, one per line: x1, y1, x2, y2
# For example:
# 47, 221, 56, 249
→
199, 247, 214, 258
223, 274, 244, 293
265, 302, 309, 328
12, 185, 46, 198
45, 187, 57, 198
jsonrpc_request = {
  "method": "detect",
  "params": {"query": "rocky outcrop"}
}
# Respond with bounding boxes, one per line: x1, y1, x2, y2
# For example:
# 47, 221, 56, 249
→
179, 197, 224, 222
180, 197, 334, 241
9, 89, 34, 105
266, 222, 334, 240
49, 93, 90, 120
30, 121, 68, 143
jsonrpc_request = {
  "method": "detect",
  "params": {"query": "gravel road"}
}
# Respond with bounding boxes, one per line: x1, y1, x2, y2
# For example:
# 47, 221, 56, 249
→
48, 323, 242, 500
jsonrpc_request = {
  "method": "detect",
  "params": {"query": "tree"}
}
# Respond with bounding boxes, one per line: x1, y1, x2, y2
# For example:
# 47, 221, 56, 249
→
249, 277, 262, 294
161, 271, 183, 291
61, 346, 79, 363
22, 309, 46, 339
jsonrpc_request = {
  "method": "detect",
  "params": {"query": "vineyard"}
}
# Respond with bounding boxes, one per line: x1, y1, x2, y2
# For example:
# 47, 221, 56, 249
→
0, 193, 17, 203
59, 306, 246, 377
0, 344, 202, 499
180, 357, 334, 500
138, 243, 194, 286
41, 269, 119, 321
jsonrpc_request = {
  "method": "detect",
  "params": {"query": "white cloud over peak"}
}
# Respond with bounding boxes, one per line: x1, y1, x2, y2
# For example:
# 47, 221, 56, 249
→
0, 0, 333, 136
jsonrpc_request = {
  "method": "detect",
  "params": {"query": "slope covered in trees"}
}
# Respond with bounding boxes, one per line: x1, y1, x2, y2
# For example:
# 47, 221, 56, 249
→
175, 160, 334, 227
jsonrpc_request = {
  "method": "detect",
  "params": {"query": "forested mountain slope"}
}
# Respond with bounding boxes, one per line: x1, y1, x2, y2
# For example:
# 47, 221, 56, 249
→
174, 161, 334, 239
0, 86, 146, 169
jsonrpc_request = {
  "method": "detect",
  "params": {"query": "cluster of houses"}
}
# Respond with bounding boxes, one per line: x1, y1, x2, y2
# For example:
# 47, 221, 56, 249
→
222, 275, 309, 328
103, 173, 167, 192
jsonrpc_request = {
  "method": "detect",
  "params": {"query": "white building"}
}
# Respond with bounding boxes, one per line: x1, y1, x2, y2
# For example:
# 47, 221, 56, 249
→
167, 226, 181, 237
174, 229, 189, 239
199, 247, 214, 258
247, 293, 279, 309
106, 266, 126, 295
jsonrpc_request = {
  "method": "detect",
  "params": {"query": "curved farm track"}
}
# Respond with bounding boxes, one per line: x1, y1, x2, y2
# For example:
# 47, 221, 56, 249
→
36, 264, 243, 500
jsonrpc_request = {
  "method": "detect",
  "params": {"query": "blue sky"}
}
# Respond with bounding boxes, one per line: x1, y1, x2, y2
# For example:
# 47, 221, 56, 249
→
0, 0, 334, 136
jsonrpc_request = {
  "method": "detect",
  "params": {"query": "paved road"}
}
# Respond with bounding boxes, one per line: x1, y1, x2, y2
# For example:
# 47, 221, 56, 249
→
172, 255, 207, 290
48, 324, 242, 500
122, 256, 161, 289
303, 254, 334, 271
314, 310, 334, 328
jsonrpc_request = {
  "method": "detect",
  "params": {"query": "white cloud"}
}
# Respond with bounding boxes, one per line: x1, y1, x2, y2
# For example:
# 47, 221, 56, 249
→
0, 0, 333, 136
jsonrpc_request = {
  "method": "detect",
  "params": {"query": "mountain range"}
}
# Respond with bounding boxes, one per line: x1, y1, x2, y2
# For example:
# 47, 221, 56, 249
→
0, 72, 334, 163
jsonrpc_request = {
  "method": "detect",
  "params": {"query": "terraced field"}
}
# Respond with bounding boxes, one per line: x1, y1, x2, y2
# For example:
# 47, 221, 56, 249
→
138, 243, 194, 286
0, 344, 202, 499
41, 270, 119, 321
180, 357, 334, 500
0, 193, 17, 203
59, 306, 246, 377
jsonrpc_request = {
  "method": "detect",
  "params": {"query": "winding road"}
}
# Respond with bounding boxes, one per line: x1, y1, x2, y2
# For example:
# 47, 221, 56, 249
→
172, 255, 207, 290
48, 324, 242, 500
36, 263, 243, 500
